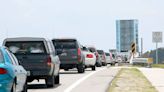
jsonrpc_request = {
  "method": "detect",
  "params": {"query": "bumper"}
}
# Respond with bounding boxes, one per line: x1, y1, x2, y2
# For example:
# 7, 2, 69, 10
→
85, 58, 96, 66
0, 80, 13, 92
60, 64, 79, 69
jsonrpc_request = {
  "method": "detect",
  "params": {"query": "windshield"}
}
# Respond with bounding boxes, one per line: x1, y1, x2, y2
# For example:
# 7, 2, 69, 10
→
88, 47, 96, 52
97, 50, 104, 54
5, 41, 46, 54
53, 41, 77, 50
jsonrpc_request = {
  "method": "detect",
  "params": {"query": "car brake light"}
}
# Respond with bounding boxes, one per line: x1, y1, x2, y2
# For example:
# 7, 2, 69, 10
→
78, 48, 81, 56
0, 68, 7, 74
87, 54, 93, 58
78, 48, 81, 61
47, 56, 52, 66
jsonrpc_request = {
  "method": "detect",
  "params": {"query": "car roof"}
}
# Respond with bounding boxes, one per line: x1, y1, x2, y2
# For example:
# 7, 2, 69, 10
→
3, 37, 50, 42
52, 38, 77, 41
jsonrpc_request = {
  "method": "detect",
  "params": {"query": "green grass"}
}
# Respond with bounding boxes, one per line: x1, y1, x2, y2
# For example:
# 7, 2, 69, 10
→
152, 64, 164, 68
108, 68, 157, 92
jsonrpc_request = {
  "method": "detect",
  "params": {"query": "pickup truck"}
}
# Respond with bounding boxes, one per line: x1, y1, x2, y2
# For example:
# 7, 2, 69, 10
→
3, 37, 61, 88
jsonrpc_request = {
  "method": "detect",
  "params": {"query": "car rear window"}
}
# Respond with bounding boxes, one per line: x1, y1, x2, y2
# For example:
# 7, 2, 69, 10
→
97, 50, 104, 54
88, 47, 96, 52
5, 41, 46, 54
0, 50, 4, 63
53, 40, 77, 49
105, 53, 110, 56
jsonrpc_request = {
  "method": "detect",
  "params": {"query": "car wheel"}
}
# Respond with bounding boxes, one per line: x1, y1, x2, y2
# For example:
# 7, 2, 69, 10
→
64, 69, 69, 71
96, 63, 101, 67
22, 80, 27, 92
46, 75, 54, 88
77, 64, 85, 73
55, 74, 60, 84
11, 81, 16, 92
91, 65, 96, 71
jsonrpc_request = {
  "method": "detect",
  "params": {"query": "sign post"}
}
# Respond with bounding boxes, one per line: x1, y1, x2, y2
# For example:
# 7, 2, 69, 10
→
152, 32, 163, 64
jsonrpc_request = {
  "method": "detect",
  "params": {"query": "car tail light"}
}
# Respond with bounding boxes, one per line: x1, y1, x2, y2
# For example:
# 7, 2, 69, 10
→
47, 56, 52, 66
0, 68, 7, 74
78, 48, 81, 61
87, 54, 93, 58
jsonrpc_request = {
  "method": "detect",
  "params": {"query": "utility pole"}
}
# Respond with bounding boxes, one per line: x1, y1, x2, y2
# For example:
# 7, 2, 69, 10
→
141, 38, 143, 55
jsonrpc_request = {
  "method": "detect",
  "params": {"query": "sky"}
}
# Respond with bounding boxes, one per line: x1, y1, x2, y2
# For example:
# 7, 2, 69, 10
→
0, 0, 164, 52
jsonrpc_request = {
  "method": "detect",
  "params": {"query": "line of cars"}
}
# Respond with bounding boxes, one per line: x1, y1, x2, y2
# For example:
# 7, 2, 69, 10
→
0, 37, 116, 92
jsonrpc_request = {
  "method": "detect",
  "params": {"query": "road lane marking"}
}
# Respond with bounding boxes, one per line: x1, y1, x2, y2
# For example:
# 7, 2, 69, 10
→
64, 67, 106, 92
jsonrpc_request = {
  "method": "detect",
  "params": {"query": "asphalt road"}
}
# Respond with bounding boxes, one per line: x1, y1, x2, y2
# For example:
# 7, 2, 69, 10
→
28, 65, 119, 92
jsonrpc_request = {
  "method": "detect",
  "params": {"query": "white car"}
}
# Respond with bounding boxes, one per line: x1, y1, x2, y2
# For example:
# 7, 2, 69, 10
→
82, 46, 96, 70
105, 52, 115, 65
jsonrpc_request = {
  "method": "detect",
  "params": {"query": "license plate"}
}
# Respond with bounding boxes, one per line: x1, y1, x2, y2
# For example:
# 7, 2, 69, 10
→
27, 71, 31, 76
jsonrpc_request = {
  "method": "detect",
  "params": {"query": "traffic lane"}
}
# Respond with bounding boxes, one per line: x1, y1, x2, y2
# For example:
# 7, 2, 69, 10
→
28, 67, 106, 92
71, 67, 120, 92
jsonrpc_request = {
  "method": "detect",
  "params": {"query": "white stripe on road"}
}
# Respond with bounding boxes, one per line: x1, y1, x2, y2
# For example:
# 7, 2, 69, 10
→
64, 67, 106, 92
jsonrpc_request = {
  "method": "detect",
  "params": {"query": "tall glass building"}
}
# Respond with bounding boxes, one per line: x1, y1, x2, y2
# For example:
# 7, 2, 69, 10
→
116, 20, 139, 52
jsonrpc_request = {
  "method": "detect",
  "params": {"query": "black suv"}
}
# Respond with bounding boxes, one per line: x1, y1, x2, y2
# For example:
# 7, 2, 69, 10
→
3, 37, 61, 88
52, 38, 85, 73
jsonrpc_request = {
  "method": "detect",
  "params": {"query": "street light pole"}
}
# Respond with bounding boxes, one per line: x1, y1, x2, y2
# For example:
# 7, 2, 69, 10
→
141, 38, 143, 55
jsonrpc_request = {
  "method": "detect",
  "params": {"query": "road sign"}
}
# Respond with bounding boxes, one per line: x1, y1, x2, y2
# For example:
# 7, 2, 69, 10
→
131, 42, 136, 53
152, 32, 163, 43
152, 32, 163, 64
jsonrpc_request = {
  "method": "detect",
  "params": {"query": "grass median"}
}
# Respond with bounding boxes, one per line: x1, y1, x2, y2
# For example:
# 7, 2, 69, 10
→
108, 68, 157, 92
152, 64, 164, 68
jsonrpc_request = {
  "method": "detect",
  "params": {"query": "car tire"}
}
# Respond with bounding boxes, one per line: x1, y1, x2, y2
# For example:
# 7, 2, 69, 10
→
91, 65, 96, 71
96, 62, 101, 67
64, 69, 69, 71
55, 74, 60, 84
77, 64, 85, 73
46, 75, 55, 88
11, 81, 16, 92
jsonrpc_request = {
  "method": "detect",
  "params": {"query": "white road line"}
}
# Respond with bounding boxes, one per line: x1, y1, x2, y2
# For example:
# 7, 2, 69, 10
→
64, 67, 106, 92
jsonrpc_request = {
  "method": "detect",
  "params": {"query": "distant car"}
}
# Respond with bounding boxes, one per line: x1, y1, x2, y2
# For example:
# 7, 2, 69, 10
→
0, 46, 27, 92
52, 38, 85, 73
82, 46, 96, 71
3, 37, 60, 88
116, 56, 122, 63
97, 50, 107, 66
88, 46, 102, 67
105, 52, 113, 65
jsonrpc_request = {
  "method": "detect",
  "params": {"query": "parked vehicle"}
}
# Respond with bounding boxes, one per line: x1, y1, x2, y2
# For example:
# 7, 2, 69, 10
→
97, 50, 107, 66
105, 52, 115, 65
0, 46, 27, 92
88, 46, 102, 67
3, 37, 60, 88
81, 46, 96, 71
52, 38, 85, 73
